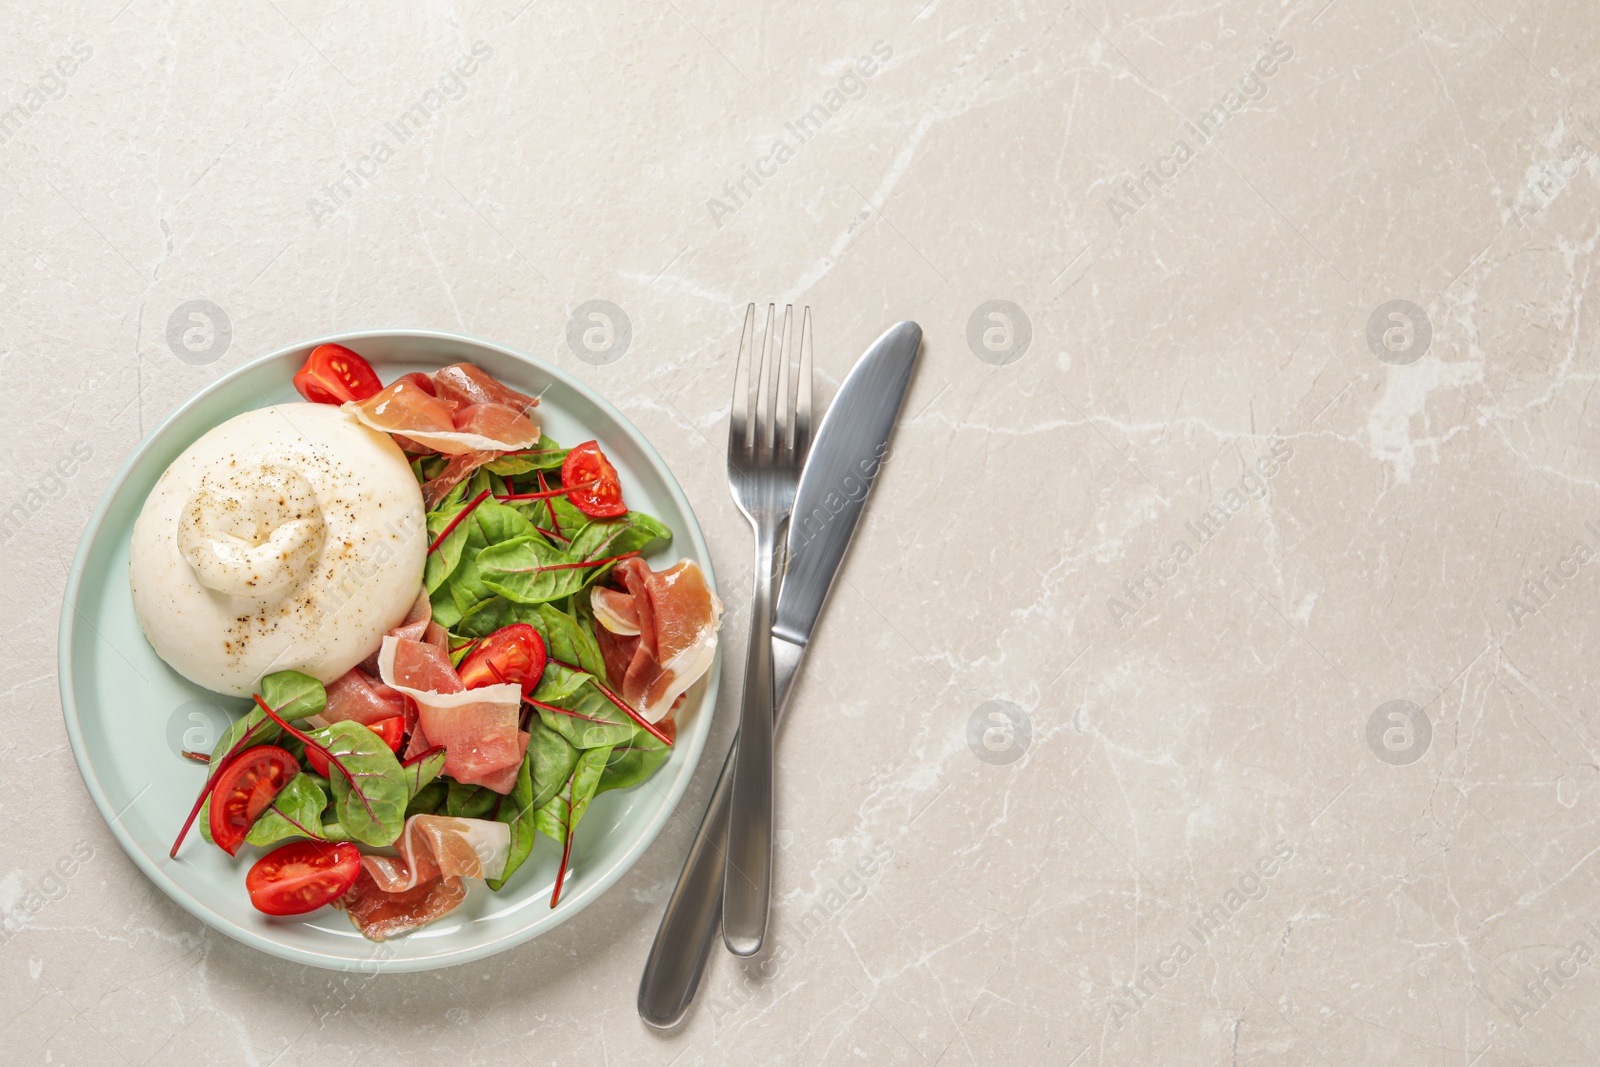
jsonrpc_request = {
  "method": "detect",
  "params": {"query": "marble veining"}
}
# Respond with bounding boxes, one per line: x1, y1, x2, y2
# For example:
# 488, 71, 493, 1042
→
4, 0, 1599, 1063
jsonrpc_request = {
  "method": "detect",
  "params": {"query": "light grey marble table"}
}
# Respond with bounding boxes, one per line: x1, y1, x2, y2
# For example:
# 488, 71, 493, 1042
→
5, 1, 1599, 1063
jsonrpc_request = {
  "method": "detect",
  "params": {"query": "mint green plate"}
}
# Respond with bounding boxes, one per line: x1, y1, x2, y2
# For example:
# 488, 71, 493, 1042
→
59, 330, 718, 972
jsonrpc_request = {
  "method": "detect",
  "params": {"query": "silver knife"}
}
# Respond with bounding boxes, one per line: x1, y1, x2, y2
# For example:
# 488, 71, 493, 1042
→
637, 320, 922, 1029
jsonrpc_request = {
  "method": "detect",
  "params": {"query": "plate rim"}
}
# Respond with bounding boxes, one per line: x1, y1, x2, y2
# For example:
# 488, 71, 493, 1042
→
58, 327, 718, 972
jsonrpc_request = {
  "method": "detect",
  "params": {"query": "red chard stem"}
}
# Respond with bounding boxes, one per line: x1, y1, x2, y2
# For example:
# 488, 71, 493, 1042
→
170, 711, 274, 857
427, 488, 491, 556
551, 776, 575, 908
494, 478, 600, 503
251, 696, 379, 823
400, 745, 445, 769
547, 658, 671, 747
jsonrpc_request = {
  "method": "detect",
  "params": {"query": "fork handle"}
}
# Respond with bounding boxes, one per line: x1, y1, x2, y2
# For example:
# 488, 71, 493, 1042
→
723, 522, 779, 956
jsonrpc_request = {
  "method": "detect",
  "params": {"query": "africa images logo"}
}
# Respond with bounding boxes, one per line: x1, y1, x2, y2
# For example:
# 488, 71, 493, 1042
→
0, 39, 92, 147
706, 41, 894, 227
1108, 841, 1295, 1028
0, 441, 94, 546
1504, 518, 1600, 630
1106, 440, 1293, 628
306, 42, 492, 225
1103, 39, 1293, 228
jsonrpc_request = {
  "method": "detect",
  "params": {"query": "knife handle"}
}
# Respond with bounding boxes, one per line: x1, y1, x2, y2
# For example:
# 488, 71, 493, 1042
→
638, 636, 805, 1029
637, 737, 736, 1029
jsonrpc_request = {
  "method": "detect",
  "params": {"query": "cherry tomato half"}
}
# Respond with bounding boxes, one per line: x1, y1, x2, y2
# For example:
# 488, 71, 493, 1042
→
208, 745, 299, 856
292, 343, 384, 405
368, 715, 405, 752
246, 840, 363, 916
560, 441, 627, 518
305, 716, 404, 777
457, 623, 548, 695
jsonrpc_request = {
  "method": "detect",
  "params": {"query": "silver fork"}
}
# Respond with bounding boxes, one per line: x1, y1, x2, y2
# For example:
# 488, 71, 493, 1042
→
723, 302, 812, 957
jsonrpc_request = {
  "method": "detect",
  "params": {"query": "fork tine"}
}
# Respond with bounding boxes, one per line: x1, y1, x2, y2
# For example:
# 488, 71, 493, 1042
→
775, 305, 794, 456
729, 303, 755, 457
793, 307, 813, 460
755, 304, 777, 454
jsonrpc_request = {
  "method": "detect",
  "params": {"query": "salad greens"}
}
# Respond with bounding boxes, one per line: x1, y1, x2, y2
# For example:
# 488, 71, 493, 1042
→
310, 720, 411, 847
246, 773, 330, 847
186, 432, 680, 903
594, 726, 672, 796
406, 779, 448, 817
260, 670, 328, 721
482, 437, 567, 477
532, 745, 613, 902
420, 462, 674, 890
536, 604, 608, 678
476, 510, 670, 606
446, 781, 498, 820
403, 747, 448, 796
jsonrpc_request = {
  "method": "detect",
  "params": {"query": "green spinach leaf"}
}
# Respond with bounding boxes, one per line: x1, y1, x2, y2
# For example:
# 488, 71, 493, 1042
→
447, 502, 539, 619
277, 734, 307, 766
484, 437, 567, 476
201, 670, 325, 785
542, 491, 591, 541
209, 711, 277, 767
405, 779, 448, 817
488, 720, 581, 891
528, 721, 582, 811
534, 604, 607, 679
533, 745, 611, 846
197, 795, 217, 844
404, 747, 448, 796
596, 727, 671, 796
446, 781, 497, 819
488, 754, 535, 892
308, 720, 410, 847
425, 500, 474, 594
536, 678, 637, 750
501, 472, 589, 541
245, 772, 331, 846
453, 594, 544, 639
259, 670, 327, 720
529, 659, 588, 704
478, 512, 670, 607
476, 535, 581, 604
430, 583, 464, 631
565, 512, 671, 573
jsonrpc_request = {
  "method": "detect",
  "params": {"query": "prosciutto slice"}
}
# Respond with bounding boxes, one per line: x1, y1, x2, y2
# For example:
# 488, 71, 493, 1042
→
420, 448, 499, 510
590, 558, 722, 724
358, 363, 542, 504
322, 668, 408, 727
346, 364, 539, 455
334, 814, 509, 940
336, 872, 465, 942
591, 586, 641, 635
357, 590, 447, 676
315, 592, 449, 731
433, 362, 537, 411
360, 814, 509, 892
376, 636, 529, 793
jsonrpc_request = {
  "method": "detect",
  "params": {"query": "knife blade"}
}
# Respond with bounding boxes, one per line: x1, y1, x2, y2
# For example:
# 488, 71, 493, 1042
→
771, 318, 922, 707
637, 319, 922, 1029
